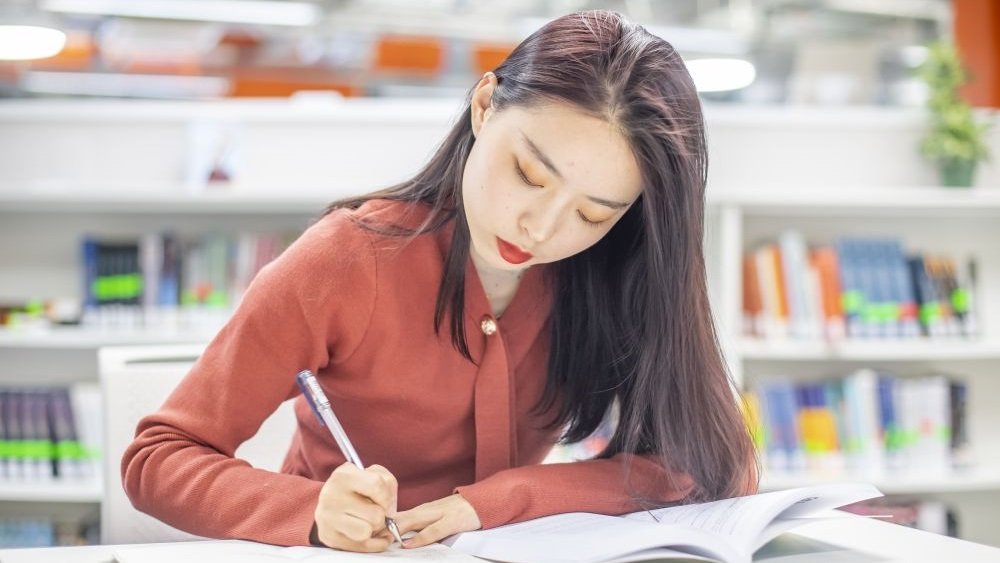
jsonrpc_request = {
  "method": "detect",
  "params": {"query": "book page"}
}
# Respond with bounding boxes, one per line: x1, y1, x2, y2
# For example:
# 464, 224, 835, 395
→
622, 483, 882, 554
447, 483, 881, 563
114, 540, 481, 563
754, 511, 863, 551
447, 511, 738, 563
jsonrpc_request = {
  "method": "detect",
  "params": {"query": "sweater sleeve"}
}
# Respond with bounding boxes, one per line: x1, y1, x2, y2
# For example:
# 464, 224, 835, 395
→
455, 453, 759, 529
120, 212, 377, 546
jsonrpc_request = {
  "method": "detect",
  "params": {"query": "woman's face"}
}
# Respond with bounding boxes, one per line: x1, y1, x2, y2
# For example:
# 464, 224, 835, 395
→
462, 77, 643, 273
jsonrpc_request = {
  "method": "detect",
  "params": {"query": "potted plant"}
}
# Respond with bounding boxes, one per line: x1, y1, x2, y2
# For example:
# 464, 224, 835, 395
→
917, 40, 991, 187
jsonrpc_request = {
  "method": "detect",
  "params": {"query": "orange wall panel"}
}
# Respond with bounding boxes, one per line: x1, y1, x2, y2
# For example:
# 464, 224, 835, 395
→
954, 0, 1000, 108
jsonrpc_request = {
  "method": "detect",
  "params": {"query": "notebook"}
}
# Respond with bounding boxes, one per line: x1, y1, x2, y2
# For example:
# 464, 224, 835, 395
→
442, 482, 883, 563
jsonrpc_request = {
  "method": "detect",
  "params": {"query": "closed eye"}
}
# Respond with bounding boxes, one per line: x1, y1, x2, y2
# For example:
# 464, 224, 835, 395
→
578, 211, 606, 227
516, 159, 608, 228
514, 162, 543, 188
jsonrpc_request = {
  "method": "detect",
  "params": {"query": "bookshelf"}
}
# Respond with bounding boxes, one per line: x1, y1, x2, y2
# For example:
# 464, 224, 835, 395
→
0, 480, 102, 504
0, 99, 998, 547
738, 339, 1000, 362
711, 184, 1000, 216
710, 185, 1000, 547
0, 189, 332, 214
761, 467, 1000, 495
0, 326, 222, 349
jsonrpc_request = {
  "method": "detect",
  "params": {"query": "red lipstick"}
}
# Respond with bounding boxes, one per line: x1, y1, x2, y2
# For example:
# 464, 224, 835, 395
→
496, 237, 533, 265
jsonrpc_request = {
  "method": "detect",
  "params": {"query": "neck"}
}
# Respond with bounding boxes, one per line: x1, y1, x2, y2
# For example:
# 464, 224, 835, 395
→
470, 247, 527, 318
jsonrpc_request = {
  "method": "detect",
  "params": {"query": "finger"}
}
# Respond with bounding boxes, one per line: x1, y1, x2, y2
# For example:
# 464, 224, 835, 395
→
323, 529, 392, 553
330, 460, 363, 479
344, 499, 387, 530
334, 513, 376, 544
351, 470, 395, 511
392, 505, 441, 535
365, 465, 399, 514
403, 520, 451, 549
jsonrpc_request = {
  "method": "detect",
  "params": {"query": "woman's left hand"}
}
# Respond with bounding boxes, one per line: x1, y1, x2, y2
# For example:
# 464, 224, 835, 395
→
392, 493, 482, 548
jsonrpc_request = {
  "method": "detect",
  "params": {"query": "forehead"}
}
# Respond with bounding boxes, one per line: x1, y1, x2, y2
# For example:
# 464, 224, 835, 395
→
499, 103, 643, 202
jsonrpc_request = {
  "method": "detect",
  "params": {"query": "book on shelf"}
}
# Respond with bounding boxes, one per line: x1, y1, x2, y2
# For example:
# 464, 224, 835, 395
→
0, 384, 101, 483
78, 231, 295, 330
744, 370, 969, 476
742, 233, 978, 342
0, 517, 99, 548
444, 482, 882, 563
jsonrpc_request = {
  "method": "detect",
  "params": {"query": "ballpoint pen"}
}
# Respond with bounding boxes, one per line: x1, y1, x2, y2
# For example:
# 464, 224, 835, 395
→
296, 369, 405, 546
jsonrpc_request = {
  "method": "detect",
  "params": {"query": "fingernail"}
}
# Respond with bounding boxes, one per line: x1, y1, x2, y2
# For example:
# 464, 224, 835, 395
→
402, 539, 413, 548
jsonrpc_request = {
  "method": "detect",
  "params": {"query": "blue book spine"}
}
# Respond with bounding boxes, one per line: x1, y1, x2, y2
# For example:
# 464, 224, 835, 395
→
856, 239, 883, 339
876, 374, 902, 471
835, 239, 865, 339
80, 237, 100, 318
908, 255, 943, 338
888, 240, 920, 338
873, 239, 901, 338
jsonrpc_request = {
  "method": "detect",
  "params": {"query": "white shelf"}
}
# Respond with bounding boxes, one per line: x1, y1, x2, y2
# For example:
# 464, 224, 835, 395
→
762, 467, 1000, 495
3, 184, 998, 215
0, 189, 338, 214
709, 185, 1000, 216
0, 478, 102, 503
738, 338, 1000, 362
0, 97, 463, 123
0, 326, 219, 349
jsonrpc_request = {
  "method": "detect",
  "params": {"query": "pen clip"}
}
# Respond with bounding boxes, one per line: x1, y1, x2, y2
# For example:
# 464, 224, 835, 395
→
296, 370, 326, 427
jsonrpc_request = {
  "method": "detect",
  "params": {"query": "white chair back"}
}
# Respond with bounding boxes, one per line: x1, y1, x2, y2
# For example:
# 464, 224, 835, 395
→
98, 344, 297, 545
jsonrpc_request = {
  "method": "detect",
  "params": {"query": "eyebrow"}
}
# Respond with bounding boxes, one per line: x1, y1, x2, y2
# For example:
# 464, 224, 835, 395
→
518, 130, 631, 211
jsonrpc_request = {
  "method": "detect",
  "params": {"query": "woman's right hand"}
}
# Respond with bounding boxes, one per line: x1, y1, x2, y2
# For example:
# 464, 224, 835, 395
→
312, 462, 399, 552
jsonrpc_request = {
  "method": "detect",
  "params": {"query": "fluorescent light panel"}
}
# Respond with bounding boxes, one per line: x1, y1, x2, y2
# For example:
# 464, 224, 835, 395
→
685, 58, 757, 92
0, 25, 67, 61
41, 0, 321, 27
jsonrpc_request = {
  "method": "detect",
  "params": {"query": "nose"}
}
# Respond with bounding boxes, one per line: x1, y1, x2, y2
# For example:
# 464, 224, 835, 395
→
520, 197, 565, 243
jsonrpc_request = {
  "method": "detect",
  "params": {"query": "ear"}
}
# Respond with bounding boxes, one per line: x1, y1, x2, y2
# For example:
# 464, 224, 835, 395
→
470, 72, 498, 139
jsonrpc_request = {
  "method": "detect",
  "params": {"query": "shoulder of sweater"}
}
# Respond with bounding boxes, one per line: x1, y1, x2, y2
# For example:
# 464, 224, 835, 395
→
310, 199, 432, 238
311, 198, 449, 256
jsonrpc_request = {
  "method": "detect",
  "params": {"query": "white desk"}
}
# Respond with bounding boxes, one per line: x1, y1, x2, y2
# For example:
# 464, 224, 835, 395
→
0, 517, 998, 562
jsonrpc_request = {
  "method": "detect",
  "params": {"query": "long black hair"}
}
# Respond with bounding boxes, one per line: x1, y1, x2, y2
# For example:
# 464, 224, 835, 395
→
326, 10, 756, 503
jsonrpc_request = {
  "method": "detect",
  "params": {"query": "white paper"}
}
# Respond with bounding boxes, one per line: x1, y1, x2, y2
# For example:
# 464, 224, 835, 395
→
113, 540, 482, 563
448, 512, 735, 563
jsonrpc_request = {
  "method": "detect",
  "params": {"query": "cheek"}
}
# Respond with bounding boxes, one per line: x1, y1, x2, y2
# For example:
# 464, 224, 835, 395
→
462, 150, 491, 208
548, 230, 605, 262
477, 166, 520, 214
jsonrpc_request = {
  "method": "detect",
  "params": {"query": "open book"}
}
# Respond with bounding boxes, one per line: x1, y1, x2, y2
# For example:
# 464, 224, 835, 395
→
443, 482, 882, 563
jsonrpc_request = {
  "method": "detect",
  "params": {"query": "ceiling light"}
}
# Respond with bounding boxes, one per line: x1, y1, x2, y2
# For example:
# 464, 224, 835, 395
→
685, 58, 757, 92
41, 0, 321, 27
0, 25, 67, 61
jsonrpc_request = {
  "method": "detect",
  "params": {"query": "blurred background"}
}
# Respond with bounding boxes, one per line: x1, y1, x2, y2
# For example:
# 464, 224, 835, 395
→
0, 0, 987, 104
1, 0, 999, 554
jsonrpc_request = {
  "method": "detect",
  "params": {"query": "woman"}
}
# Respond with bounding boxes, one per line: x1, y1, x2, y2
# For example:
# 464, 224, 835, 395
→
122, 9, 757, 553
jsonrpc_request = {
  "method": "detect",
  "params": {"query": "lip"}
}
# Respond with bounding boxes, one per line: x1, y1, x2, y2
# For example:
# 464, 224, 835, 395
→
496, 236, 533, 265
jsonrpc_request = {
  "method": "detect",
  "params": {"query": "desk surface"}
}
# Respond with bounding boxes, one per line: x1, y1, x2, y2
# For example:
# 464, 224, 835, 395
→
0, 517, 998, 562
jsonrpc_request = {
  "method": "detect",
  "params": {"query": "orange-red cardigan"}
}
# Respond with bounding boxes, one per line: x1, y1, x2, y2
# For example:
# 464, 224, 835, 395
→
121, 199, 696, 546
